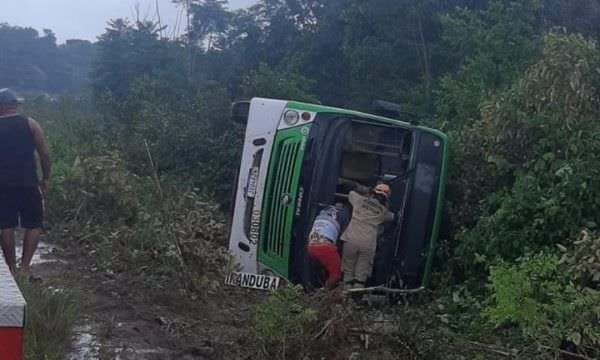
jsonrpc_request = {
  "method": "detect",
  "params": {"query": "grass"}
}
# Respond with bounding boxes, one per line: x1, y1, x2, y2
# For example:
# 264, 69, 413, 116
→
16, 278, 78, 360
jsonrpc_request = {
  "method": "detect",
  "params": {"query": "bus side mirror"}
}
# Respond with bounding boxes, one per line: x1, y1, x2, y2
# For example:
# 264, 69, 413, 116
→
232, 101, 251, 124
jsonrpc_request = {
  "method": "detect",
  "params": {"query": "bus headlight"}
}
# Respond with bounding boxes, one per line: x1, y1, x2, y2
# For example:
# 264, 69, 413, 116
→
283, 110, 300, 126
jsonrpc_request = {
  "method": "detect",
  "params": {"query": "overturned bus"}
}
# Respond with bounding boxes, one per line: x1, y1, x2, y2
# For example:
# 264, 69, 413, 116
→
226, 98, 447, 291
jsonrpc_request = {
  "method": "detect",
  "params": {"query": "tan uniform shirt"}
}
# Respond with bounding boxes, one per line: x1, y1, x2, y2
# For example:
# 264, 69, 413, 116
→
340, 190, 394, 251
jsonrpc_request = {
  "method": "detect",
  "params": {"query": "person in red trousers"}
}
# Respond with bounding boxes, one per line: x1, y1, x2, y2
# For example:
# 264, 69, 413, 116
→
307, 203, 349, 289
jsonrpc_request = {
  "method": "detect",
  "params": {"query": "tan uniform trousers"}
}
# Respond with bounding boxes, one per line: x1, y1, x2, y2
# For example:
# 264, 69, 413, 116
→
342, 241, 375, 289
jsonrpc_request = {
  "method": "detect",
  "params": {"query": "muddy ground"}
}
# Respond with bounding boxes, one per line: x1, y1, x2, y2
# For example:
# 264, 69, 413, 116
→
27, 237, 266, 360
25, 235, 526, 360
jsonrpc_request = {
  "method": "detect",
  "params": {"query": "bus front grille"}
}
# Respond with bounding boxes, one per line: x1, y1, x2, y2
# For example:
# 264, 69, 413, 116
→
266, 140, 300, 256
259, 127, 306, 277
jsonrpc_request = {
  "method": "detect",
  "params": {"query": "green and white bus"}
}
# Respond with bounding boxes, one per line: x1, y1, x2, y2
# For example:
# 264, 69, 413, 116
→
226, 98, 447, 291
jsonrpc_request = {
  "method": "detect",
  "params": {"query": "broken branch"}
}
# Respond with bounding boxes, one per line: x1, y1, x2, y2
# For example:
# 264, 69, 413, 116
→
344, 286, 426, 295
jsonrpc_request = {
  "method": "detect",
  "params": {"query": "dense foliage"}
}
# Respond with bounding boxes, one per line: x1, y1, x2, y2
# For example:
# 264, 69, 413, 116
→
3, 0, 600, 357
485, 252, 600, 350
454, 32, 600, 272
0, 24, 94, 93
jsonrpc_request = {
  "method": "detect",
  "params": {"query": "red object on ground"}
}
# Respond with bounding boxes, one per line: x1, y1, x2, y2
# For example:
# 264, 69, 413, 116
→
0, 327, 24, 359
307, 244, 342, 283
1, 255, 26, 360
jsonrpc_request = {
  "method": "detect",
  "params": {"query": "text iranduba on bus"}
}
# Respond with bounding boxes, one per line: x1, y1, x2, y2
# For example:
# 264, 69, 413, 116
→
225, 98, 448, 291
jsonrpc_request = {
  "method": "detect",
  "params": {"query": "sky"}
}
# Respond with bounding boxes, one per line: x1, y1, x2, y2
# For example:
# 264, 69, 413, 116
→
1, 0, 257, 43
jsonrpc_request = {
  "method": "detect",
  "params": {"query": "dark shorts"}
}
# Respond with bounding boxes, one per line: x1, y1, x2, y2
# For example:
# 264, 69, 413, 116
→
0, 187, 43, 229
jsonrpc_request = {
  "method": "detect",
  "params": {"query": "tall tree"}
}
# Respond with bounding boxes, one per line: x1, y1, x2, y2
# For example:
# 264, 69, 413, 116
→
60, 39, 96, 92
188, 0, 230, 50
0, 25, 68, 92
91, 19, 185, 100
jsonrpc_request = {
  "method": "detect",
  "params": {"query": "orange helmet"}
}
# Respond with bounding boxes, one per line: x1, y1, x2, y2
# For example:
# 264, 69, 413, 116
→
374, 183, 391, 199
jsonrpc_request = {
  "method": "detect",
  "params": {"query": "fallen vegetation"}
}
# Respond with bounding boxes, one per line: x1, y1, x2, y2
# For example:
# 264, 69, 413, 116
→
52, 153, 233, 297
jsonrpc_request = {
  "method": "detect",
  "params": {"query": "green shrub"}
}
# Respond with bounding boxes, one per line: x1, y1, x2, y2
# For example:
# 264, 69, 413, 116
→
252, 286, 318, 357
452, 33, 600, 272
436, 1, 540, 234
99, 75, 244, 206
484, 252, 600, 350
59, 153, 139, 224
50, 153, 232, 297
18, 279, 78, 360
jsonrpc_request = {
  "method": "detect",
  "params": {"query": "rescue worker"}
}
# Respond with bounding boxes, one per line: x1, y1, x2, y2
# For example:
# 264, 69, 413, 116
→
340, 181, 394, 289
0, 88, 51, 276
307, 203, 349, 289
